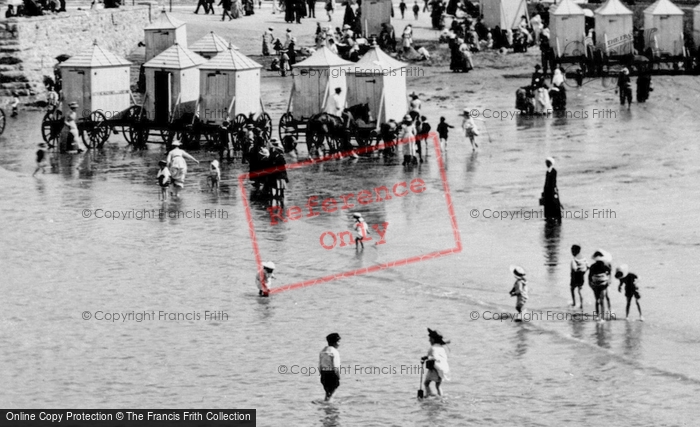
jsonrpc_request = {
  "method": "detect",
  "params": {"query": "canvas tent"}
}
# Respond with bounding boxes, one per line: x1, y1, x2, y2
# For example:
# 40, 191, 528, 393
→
144, 12, 187, 62
59, 42, 131, 118
549, 0, 586, 57
482, 0, 528, 30
594, 0, 633, 55
199, 46, 262, 124
290, 46, 352, 119
644, 0, 684, 56
361, 0, 393, 38
346, 45, 407, 124
143, 42, 206, 124
190, 32, 236, 59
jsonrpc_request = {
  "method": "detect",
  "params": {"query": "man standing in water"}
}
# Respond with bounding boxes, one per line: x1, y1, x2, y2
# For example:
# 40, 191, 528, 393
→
319, 333, 341, 401
541, 157, 562, 223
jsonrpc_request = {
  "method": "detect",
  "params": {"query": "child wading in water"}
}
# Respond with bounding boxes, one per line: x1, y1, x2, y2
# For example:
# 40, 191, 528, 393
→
33, 143, 47, 176
509, 265, 528, 321
461, 109, 479, 151
616, 264, 643, 321
209, 159, 221, 192
353, 213, 370, 249
436, 116, 454, 152
256, 261, 275, 297
421, 328, 450, 397
319, 332, 341, 401
156, 160, 171, 200
570, 244, 588, 309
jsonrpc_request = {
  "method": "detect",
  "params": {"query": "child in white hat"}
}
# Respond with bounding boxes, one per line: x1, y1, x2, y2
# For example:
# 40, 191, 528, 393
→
509, 266, 528, 321
256, 261, 276, 297
353, 213, 370, 249
616, 264, 642, 321
209, 159, 220, 193
461, 109, 479, 151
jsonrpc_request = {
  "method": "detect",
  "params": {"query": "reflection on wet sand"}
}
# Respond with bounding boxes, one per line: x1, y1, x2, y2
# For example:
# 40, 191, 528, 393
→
542, 222, 561, 274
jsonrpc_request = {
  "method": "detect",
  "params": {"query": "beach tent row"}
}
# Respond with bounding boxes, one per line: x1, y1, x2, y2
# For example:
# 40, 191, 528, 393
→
289, 45, 408, 124
550, 0, 685, 58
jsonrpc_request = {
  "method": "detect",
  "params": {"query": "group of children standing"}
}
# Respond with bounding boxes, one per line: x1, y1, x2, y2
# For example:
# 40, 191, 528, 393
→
508, 245, 643, 322
156, 152, 220, 200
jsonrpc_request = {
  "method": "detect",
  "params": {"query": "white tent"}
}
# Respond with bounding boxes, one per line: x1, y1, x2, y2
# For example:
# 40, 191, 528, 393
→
695, 4, 700, 49
594, 0, 633, 55
549, 0, 586, 57
199, 46, 262, 124
290, 46, 352, 119
346, 45, 407, 124
644, 0, 684, 56
482, 0, 528, 30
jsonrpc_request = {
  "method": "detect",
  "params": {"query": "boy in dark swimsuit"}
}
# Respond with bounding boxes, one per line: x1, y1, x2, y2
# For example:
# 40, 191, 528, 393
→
616, 264, 642, 321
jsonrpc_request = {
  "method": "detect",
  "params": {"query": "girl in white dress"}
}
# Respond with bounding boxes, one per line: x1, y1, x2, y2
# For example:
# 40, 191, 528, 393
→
421, 328, 450, 397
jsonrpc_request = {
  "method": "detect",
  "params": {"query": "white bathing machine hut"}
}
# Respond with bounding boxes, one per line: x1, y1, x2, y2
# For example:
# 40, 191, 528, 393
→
144, 12, 187, 62
59, 41, 131, 118
198, 46, 263, 125
643, 0, 685, 56
346, 45, 407, 124
143, 42, 206, 124
594, 0, 634, 55
549, 0, 586, 58
190, 32, 236, 60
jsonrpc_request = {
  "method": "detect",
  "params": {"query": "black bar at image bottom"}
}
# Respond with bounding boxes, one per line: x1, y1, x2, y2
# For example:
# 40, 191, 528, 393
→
2, 410, 256, 426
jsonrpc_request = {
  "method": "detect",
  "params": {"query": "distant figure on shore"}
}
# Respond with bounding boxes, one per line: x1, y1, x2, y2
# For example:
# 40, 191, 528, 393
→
436, 116, 454, 152
400, 114, 417, 166
616, 67, 632, 108
256, 261, 275, 296
589, 250, 612, 320
156, 160, 171, 200
10, 93, 19, 117
33, 143, 47, 177
399, 0, 406, 18
61, 102, 82, 153
509, 265, 528, 321
616, 264, 643, 321
319, 333, 341, 401
166, 140, 199, 198
412, 0, 419, 19
541, 157, 562, 223
325, 0, 333, 22
5, 5, 15, 18
194, 0, 209, 14
461, 109, 478, 151
269, 139, 288, 199
570, 244, 588, 309
262, 28, 274, 55
421, 328, 450, 397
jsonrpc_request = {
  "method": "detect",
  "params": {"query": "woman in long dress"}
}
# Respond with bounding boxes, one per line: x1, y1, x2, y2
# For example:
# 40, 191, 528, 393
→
421, 328, 450, 397
542, 157, 562, 222
399, 115, 416, 166
166, 140, 200, 198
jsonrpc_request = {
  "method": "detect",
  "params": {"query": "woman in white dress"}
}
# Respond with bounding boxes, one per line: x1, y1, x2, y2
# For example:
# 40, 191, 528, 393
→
399, 115, 416, 166
166, 140, 200, 198
421, 328, 450, 397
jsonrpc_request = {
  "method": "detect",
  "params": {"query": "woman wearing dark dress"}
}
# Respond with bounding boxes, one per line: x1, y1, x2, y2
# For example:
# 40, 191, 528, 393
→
542, 157, 562, 222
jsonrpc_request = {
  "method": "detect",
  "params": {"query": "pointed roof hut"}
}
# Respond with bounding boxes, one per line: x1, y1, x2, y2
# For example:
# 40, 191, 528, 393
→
549, 0, 586, 57
189, 31, 237, 59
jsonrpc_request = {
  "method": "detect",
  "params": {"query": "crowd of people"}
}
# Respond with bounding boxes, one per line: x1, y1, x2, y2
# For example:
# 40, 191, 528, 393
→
194, 0, 255, 19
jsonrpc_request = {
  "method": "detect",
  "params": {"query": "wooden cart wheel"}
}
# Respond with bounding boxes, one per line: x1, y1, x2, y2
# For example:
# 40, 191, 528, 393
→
279, 112, 298, 141
129, 123, 149, 147
260, 112, 272, 140
82, 110, 111, 149
119, 106, 145, 144
232, 114, 247, 133
42, 109, 63, 148
0, 108, 6, 135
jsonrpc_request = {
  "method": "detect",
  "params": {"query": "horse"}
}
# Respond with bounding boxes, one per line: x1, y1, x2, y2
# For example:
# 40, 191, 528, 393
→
306, 103, 371, 156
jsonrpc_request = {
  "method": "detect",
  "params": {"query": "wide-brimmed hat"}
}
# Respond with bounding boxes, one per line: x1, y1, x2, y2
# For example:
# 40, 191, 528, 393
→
211, 159, 219, 167
268, 27, 273, 31
615, 264, 629, 279
158, 160, 167, 166
427, 328, 449, 345
68, 102, 78, 108
286, 28, 291, 32
259, 147, 270, 157
510, 265, 526, 277
545, 156, 555, 165
622, 67, 629, 75
462, 108, 470, 116
343, 24, 351, 30
262, 261, 275, 270
171, 140, 182, 146
352, 212, 362, 218
592, 249, 612, 262
403, 114, 412, 122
